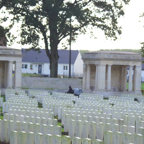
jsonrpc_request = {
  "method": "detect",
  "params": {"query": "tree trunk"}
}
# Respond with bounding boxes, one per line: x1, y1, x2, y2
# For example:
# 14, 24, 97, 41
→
49, 14, 59, 78
50, 42, 59, 77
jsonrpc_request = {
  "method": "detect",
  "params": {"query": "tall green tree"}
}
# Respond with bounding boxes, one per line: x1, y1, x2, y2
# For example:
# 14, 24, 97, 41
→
0, 0, 130, 77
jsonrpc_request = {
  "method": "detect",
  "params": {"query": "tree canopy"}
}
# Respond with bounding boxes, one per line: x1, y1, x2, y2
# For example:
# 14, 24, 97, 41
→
0, 0, 130, 77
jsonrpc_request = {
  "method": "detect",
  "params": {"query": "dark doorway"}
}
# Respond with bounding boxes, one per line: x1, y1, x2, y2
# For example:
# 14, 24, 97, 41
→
38, 65, 42, 74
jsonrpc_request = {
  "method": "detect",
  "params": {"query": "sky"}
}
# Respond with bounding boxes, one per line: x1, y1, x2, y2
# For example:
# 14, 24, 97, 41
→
1, 0, 144, 51
72, 0, 144, 51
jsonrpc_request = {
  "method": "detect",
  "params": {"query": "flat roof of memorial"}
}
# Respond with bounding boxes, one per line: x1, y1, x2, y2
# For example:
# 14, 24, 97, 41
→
85, 51, 140, 55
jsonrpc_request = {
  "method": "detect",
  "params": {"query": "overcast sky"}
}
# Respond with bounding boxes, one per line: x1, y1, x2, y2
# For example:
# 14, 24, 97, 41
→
1, 0, 144, 51
71, 0, 144, 51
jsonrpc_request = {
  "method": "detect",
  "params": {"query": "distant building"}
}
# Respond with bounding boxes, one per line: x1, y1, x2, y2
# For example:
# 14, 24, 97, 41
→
21, 49, 83, 77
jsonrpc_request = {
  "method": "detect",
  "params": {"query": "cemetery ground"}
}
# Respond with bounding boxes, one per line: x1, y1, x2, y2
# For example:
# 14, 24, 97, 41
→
1, 87, 144, 144
0, 94, 66, 144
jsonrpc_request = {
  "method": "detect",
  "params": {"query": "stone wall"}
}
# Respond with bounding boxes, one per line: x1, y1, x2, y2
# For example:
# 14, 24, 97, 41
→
22, 77, 83, 90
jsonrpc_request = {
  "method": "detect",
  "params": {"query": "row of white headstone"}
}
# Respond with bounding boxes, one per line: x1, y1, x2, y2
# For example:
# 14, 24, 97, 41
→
2, 100, 38, 113
10, 130, 104, 144
1, 89, 144, 144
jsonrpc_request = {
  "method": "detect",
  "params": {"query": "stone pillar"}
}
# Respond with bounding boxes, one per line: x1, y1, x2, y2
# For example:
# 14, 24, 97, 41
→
107, 65, 111, 91
86, 64, 90, 90
7, 61, 13, 88
4, 62, 8, 88
133, 66, 136, 91
97, 64, 106, 91
123, 66, 127, 91
128, 65, 133, 91
133, 65, 141, 93
83, 64, 86, 90
14, 61, 22, 89
95, 65, 98, 90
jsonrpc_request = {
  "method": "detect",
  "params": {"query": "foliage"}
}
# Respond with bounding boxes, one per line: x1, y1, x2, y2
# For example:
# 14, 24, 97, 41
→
141, 42, 144, 60
0, 0, 130, 77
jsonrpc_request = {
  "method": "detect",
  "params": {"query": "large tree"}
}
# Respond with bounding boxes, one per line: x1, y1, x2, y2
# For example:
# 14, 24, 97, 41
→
0, 0, 130, 77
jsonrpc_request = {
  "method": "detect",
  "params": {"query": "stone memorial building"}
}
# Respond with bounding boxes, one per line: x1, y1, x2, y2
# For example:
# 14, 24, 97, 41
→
0, 26, 22, 91
0, 46, 22, 89
82, 51, 142, 95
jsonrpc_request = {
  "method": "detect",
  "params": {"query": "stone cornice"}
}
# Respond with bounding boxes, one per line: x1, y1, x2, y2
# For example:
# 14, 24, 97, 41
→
82, 52, 142, 61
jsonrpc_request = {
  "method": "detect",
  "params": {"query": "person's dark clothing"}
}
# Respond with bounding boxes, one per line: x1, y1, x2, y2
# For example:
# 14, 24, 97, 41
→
66, 86, 74, 94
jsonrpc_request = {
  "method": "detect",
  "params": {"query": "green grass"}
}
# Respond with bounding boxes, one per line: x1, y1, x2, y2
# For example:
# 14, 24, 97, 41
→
141, 83, 144, 90
44, 88, 54, 90
127, 83, 144, 90
22, 73, 42, 77
57, 122, 64, 132
1, 95, 5, 102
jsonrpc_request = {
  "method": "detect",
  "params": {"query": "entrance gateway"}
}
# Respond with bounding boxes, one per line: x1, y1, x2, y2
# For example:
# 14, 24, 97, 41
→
0, 46, 22, 93
82, 51, 142, 96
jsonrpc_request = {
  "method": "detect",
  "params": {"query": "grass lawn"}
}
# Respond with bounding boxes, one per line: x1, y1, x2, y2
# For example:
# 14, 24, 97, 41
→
141, 83, 144, 90
127, 82, 144, 90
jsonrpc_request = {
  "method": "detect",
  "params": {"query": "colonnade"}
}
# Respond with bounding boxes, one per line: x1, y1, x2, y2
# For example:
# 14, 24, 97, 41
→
3, 61, 22, 89
83, 64, 141, 92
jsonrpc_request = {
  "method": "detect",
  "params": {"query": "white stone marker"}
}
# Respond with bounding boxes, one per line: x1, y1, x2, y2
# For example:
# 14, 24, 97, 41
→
96, 122, 104, 140
52, 135, 61, 144
54, 126, 61, 135
75, 120, 82, 138
26, 132, 35, 144
10, 131, 18, 144
18, 131, 27, 144
10, 114, 14, 121
128, 126, 135, 134
122, 133, 132, 144
8, 120, 14, 142
42, 124, 47, 134
92, 139, 103, 144
104, 123, 111, 132
69, 120, 75, 139
104, 131, 113, 144
133, 133, 143, 144
2, 119, 9, 143
28, 122, 34, 132
0, 120, 2, 141
34, 123, 41, 134
20, 121, 28, 132
82, 138, 91, 144
61, 135, 71, 144
113, 131, 122, 144
36, 117, 41, 124
43, 134, 53, 144
81, 121, 89, 138
41, 117, 47, 125
89, 121, 96, 140
58, 107, 62, 120
35, 133, 43, 144
120, 125, 127, 133
47, 125, 54, 135
72, 137, 81, 144
111, 124, 119, 132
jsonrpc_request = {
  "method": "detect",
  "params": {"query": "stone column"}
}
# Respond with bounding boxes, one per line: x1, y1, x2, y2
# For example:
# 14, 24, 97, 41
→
97, 64, 106, 91
4, 62, 8, 88
123, 66, 127, 91
107, 65, 111, 91
7, 61, 13, 88
14, 61, 22, 89
86, 64, 90, 90
133, 65, 141, 93
83, 64, 87, 90
133, 66, 136, 91
95, 65, 98, 90
128, 65, 133, 91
